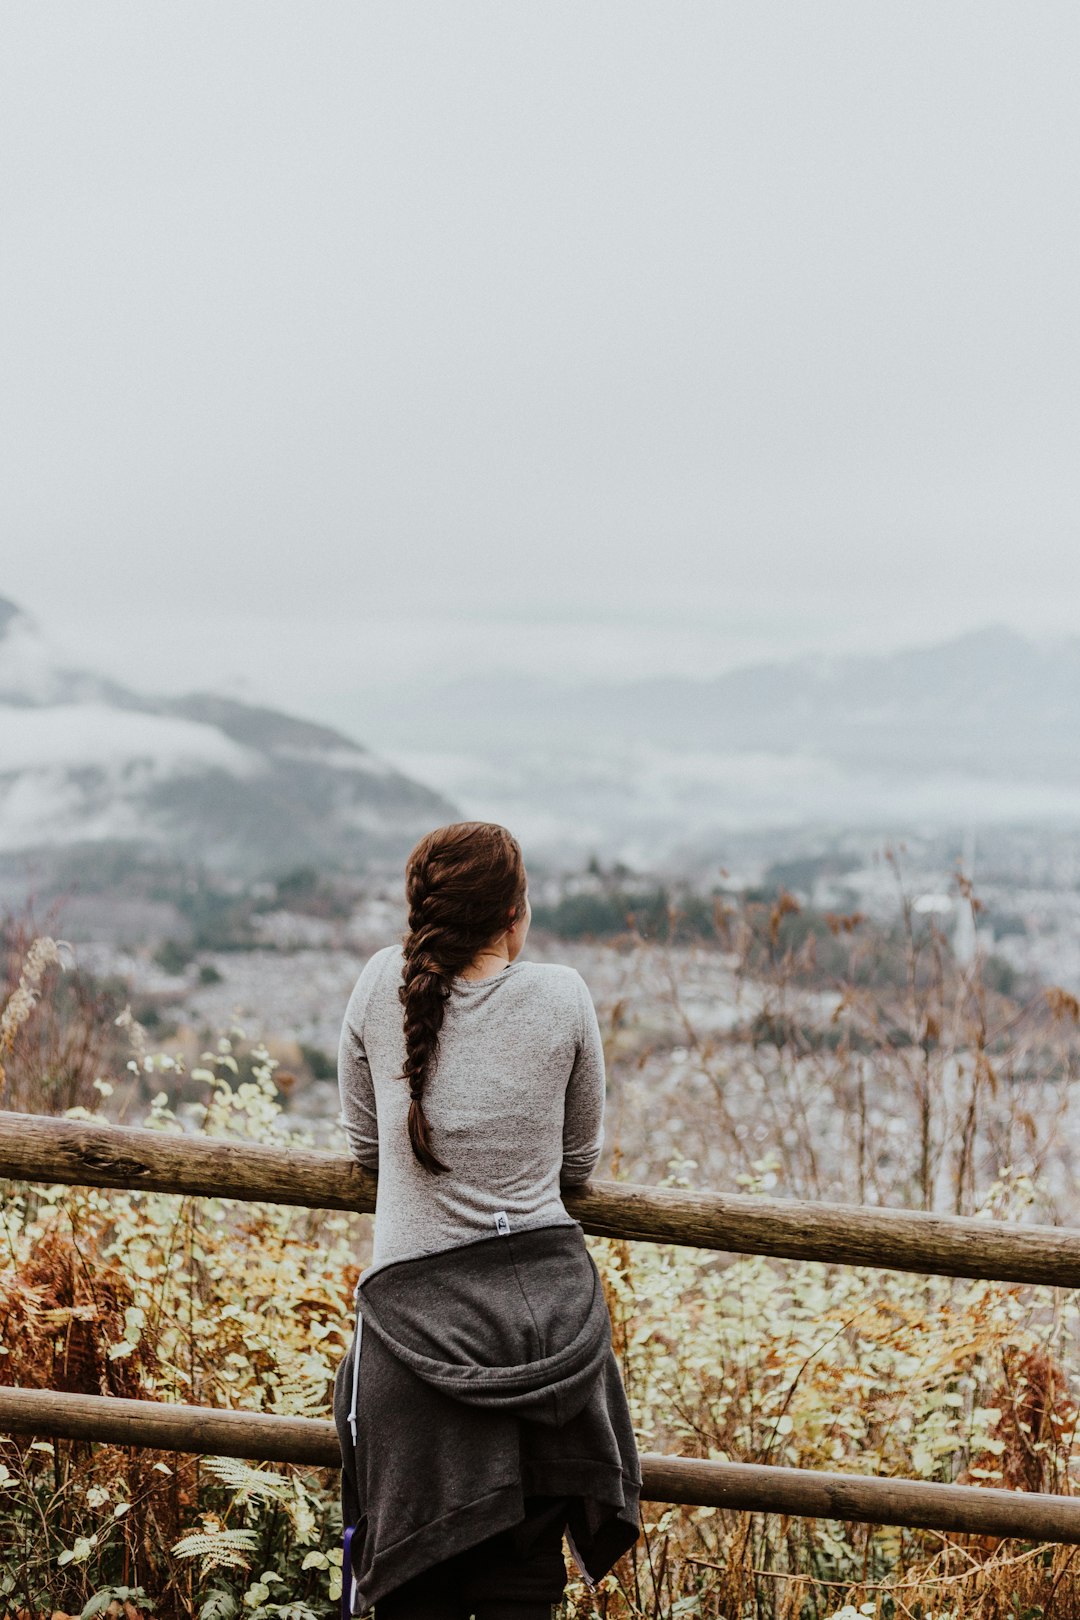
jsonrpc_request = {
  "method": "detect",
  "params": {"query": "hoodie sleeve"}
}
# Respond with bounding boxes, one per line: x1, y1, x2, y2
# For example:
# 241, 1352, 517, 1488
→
560, 972, 606, 1187
337, 956, 384, 1171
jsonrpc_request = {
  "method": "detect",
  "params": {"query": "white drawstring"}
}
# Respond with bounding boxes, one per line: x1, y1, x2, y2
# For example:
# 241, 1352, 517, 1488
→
344, 1280, 365, 1617
348, 1278, 363, 1448
565, 1524, 596, 1590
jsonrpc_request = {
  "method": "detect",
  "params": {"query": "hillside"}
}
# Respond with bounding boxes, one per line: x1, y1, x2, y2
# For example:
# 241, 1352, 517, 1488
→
0, 596, 457, 879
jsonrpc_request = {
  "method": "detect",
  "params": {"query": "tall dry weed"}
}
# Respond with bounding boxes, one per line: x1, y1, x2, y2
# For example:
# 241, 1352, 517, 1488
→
0, 908, 124, 1115
3, 857, 1080, 1618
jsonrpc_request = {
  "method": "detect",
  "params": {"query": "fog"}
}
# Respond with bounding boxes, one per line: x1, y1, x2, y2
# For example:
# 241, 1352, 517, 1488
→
2, 4, 1078, 718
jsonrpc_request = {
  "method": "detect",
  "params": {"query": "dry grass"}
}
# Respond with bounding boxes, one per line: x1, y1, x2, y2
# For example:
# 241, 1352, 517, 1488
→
0, 904, 129, 1116
4, 854, 1080, 1618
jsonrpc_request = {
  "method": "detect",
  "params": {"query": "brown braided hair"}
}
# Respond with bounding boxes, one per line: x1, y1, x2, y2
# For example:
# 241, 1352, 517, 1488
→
399, 821, 528, 1174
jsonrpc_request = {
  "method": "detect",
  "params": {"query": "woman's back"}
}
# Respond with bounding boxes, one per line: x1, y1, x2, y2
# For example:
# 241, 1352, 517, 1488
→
338, 941, 607, 1273
334, 823, 639, 1616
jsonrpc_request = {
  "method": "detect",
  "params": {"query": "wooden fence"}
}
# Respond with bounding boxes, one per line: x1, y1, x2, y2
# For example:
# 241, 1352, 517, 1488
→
4, 1111, 1080, 1544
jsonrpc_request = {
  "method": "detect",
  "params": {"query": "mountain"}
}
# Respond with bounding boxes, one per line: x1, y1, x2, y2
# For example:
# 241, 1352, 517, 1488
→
357, 625, 1080, 779
348, 625, 1080, 864
0, 596, 457, 877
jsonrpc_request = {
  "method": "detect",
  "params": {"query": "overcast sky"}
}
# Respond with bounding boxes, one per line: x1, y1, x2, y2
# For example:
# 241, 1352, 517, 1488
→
3, 4, 1078, 712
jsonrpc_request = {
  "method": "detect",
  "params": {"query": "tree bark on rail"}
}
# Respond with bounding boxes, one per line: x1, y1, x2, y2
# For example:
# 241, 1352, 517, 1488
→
3, 1386, 1080, 1544
2, 1111, 1079, 1286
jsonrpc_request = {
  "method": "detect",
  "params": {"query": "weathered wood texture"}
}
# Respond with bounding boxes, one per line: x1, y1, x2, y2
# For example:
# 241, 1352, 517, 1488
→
2, 1110, 1079, 1286
640, 1453, 1080, 1542
0, 1385, 333, 1467
4, 1387, 1080, 1543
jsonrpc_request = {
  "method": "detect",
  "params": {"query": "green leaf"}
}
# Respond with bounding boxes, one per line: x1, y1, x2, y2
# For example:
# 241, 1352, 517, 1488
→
199, 1590, 240, 1620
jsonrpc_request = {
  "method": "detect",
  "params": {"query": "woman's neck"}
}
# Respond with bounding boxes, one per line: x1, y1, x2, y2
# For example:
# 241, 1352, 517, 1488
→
457, 945, 511, 982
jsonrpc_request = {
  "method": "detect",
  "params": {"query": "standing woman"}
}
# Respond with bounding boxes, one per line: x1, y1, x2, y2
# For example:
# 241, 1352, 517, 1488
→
333, 822, 641, 1620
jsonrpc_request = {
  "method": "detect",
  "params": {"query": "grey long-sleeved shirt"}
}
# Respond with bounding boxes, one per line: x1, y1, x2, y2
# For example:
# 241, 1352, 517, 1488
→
336, 943, 607, 1273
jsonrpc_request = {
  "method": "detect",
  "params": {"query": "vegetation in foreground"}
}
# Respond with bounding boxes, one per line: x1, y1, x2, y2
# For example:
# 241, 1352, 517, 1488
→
3, 859, 1080, 1619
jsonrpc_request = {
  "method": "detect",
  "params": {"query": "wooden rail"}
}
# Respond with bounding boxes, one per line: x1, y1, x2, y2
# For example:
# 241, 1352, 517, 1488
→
3, 1386, 1080, 1545
2, 1110, 1080, 1287
6, 1109, 1080, 1545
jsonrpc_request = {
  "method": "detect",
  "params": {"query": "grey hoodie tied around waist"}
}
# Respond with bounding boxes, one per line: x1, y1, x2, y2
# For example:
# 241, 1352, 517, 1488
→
333, 1219, 642, 1615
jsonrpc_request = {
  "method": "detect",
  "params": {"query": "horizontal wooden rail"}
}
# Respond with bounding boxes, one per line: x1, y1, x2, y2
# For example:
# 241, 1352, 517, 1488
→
2, 1111, 1080, 1287
3, 1386, 1080, 1544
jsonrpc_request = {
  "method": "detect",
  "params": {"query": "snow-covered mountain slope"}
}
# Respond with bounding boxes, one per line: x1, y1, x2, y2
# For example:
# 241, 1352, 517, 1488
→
0, 597, 456, 875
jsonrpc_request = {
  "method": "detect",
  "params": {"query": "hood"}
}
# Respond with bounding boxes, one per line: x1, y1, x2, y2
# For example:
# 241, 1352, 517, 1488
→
356, 1221, 611, 1428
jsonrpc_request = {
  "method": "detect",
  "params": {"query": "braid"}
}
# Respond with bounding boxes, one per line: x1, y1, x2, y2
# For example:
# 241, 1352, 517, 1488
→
398, 823, 526, 1175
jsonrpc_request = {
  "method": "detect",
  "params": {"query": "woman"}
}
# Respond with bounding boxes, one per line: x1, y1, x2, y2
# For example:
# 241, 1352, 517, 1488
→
333, 821, 641, 1620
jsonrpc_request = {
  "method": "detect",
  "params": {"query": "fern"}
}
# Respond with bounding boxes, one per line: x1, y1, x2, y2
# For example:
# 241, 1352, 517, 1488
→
267, 1369, 333, 1418
171, 1526, 259, 1572
200, 1456, 295, 1502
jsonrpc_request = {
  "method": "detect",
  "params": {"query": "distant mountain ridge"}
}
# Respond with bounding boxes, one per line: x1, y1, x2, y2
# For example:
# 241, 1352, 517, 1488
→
0, 595, 457, 877
361, 624, 1080, 782
346, 624, 1080, 864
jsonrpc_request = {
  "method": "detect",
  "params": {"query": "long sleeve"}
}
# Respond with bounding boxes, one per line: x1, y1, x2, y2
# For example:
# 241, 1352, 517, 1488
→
560, 974, 606, 1187
338, 987, 380, 1171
